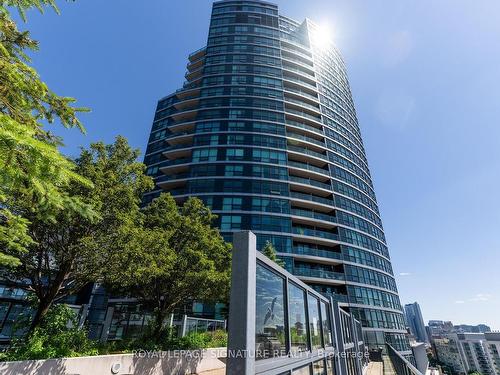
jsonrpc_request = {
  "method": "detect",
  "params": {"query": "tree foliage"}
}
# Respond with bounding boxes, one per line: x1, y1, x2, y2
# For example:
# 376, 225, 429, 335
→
0, 0, 90, 266
262, 240, 285, 267
102, 193, 232, 341
1, 137, 153, 331
2, 304, 97, 361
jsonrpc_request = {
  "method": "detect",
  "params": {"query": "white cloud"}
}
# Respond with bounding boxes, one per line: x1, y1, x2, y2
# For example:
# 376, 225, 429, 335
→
399, 272, 412, 276
455, 300, 465, 304
469, 293, 492, 302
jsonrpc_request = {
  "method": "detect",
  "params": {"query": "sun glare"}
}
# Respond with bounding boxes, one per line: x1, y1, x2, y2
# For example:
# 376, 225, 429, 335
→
311, 24, 334, 50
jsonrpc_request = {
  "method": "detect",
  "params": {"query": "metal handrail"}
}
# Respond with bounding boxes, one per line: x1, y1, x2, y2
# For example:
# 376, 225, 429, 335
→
386, 344, 424, 375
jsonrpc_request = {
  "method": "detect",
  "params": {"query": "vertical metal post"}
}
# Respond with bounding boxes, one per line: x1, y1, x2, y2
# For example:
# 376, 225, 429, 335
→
181, 314, 188, 337
331, 299, 348, 375
350, 312, 362, 375
227, 231, 257, 375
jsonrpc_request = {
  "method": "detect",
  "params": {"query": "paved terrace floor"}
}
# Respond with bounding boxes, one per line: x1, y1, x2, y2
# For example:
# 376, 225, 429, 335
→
365, 361, 383, 375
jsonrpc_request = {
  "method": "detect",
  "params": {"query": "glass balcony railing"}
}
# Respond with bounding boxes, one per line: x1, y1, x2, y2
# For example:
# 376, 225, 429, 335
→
285, 97, 320, 113
287, 145, 327, 160
287, 132, 325, 147
287, 160, 330, 176
164, 143, 192, 151
289, 175, 331, 190
283, 86, 319, 101
319, 292, 349, 303
293, 267, 345, 281
292, 227, 338, 241
291, 246, 343, 261
286, 107, 322, 122
283, 74, 317, 90
290, 208, 336, 223
289, 191, 334, 206
285, 120, 324, 135
163, 158, 191, 166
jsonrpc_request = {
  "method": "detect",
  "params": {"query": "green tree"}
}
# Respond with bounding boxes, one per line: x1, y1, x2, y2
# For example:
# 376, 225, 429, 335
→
0, 0, 91, 266
262, 241, 285, 267
103, 193, 232, 342
1, 137, 153, 332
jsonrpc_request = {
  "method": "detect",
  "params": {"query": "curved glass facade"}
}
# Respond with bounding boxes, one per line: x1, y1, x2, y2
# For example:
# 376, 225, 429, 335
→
143, 0, 410, 353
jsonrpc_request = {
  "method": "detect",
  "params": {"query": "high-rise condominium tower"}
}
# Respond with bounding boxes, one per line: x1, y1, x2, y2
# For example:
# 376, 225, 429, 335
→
405, 302, 430, 344
143, 0, 410, 353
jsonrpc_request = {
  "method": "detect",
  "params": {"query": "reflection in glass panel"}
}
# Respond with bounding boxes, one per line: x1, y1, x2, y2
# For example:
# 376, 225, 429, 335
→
320, 301, 333, 347
255, 262, 287, 359
289, 282, 309, 353
308, 294, 322, 349
313, 359, 326, 375
293, 364, 312, 375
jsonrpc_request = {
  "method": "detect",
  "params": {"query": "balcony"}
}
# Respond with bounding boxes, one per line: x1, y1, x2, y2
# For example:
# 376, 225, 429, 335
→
285, 119, 323, 136
293, 267, 345, 281
188, 46, 206, 61
292, 226, 338, 241
284, 84, 319, 102
288, 144, 328, 161
290, 191, 334, 207
289, 175, 331, 190
291, 208, 336, 223
288, 160, 330, 176
287, 132, 325, 147
286, 107, 322, 123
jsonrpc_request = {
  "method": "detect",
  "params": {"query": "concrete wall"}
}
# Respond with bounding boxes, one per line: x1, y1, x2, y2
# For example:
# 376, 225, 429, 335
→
0, 348, 226, 375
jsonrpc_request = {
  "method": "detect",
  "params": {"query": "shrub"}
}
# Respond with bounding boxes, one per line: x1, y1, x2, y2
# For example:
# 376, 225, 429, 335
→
3, 304, 98, 361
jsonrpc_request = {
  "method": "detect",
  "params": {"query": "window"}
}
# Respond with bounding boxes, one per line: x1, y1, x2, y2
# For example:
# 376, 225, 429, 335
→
225, 165, 244, 176
255, 262, 287, 360
222, 197, 243, 211
192, 148, 218, 162
308, 294, 322, 349
220, 215, 242, 230
320, 301, 333, 347
288, 283, 309, 353
226, 148, 245, 160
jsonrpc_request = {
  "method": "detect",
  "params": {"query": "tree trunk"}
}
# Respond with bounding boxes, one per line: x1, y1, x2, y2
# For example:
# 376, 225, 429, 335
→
28, 298, 53, 333
151, 307, 168, 342
28, 271, 68, 334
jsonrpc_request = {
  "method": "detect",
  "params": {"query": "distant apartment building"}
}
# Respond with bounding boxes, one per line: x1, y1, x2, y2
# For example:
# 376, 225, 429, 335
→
455, 324, 491, 334
433, 332, 499, 375
486, 332, 500, 375
404, 302, 429, 343
428, 320, 455, 338
433, 336, 467, 374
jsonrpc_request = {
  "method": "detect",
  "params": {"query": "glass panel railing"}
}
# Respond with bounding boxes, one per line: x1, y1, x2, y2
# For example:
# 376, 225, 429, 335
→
285, 119, 323, 135
289, 191, 333, 206
283, 86, 319, 101
287, 160, 330, 176
287, 132, 325, 147
289, 175, 331, 190
291, 246, 343, 261
286, 107, 322, 122
291, 208, 336, 223
292, 227, 338, 241
293, 267, 345, 281
287, 145, 327, 160
163, 157, 191, 166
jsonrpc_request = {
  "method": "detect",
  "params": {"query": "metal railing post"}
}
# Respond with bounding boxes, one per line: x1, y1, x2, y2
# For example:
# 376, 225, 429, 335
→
331, 299, 348, 375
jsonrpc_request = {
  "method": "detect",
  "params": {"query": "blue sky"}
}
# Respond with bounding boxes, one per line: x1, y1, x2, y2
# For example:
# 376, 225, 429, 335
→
16, 0, 500, 329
